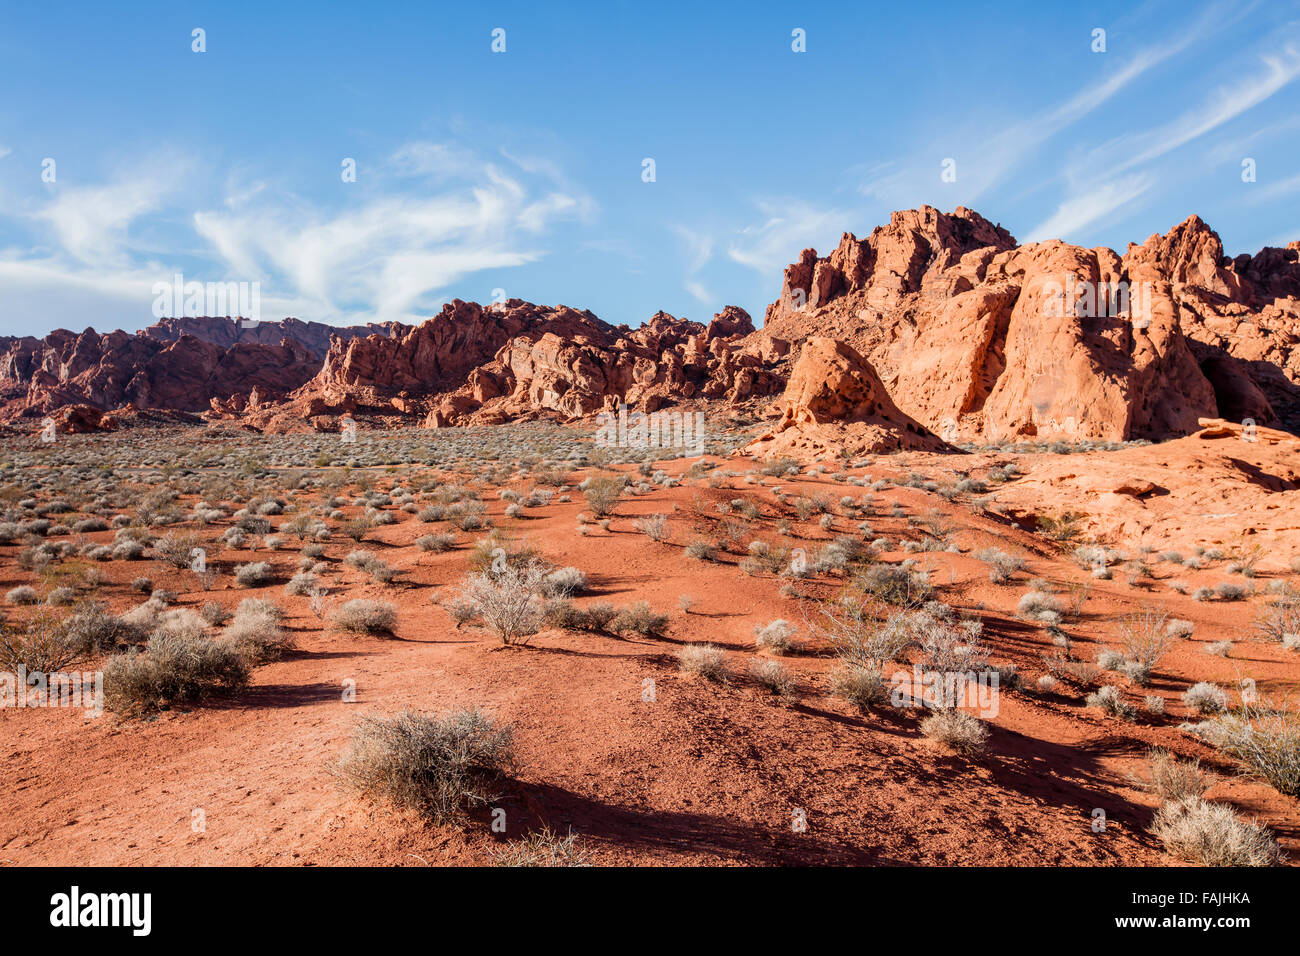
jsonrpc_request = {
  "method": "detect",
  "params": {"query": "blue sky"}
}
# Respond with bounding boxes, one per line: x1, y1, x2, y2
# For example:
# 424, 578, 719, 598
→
0, 0, 1298, 338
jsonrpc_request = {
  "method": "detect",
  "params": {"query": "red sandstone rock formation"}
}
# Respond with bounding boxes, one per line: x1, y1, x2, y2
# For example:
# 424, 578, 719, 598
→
252, 299, 781, 431
758, 206, 1300, 442
744, 337, 946, 459
0, 328, 322, 422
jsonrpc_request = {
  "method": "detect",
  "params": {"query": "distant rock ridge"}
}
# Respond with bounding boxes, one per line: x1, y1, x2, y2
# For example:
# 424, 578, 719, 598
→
141, 315, 405, 360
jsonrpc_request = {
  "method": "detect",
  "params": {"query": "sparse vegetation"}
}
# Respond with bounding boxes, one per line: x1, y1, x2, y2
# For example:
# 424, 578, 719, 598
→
335, 708, 514, 824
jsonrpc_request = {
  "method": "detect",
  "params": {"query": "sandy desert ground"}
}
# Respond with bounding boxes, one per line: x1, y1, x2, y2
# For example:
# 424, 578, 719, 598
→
1, 420, 1296, 867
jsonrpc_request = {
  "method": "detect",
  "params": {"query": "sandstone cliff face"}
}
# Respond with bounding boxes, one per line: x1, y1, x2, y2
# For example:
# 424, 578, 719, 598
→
759, 206, 1300, 442
143, 316, 404, 360
745, 337, 946, 460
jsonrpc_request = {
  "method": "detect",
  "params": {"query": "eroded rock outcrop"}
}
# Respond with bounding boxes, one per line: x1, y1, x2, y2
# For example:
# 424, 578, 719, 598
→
758, 206, 1300, 442
250, 299, 784, 431
0, 328, 323, 421
744, 337, 946, 459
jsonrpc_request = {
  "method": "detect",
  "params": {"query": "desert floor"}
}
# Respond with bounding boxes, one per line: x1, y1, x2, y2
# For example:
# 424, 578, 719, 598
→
1, 424, 1296, 866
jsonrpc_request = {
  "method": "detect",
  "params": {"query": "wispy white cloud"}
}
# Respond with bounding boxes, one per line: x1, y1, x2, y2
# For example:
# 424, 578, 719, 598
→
0, 141, 593, 329
32, 177, 174, 267
727, 200, 847, 278
1247, 169, 1300, 203
855, 5, 1220, 208
1025, 174, 1155, 243
672, 224, 717, 302
1095, 42, 1300, 179
1033, 34, 1300, 243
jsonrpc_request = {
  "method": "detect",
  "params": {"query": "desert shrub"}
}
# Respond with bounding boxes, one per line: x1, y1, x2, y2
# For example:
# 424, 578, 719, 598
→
759, 457, 799, 477
1194, 705, 1300, 797
154, 531, 204, 570
1117, 658, 1153, 686
1151, 797, 1282, 866
444, 595, 480, 628
748, 658, 798, 699
854, 564, 932, 606
330, 599, 397, 636
335, 708, 514, 824
236, 514, 272, 535
466, 536, 539, 574
677, 643, 728, 681
225, 600, 292, 662
1017, 589, 1063, 620
1140, 749, 1209, 802
541, 598, 582, 630
1255, 596, 1300, 645
415, 532, 456, 553
103, 629, 250, 716
200, 602, 232, 626
234, 561, 273, 588
458, 566, 545, 645
112, 541, 146, 560
753, 619, 797, 655
285, 571, 319, 596
830, 660, 888, 712
685, 539, 715, 561
1216, 582, 1247, 601
1096, 648, 1127, 671
150, 608, 208, 643
1145, 695, 1166, 714
634, 514, 670, 542
583, 602, 618, 631
921, 710, 989, 756
976, 548, 1026, 584
1183, 682, 1227, 715
1119, 606, 1173, 669
582, 475, 625, 517
489, 826, 590, 867
5, 585, 39, 605
0, 611, 81, 672
1086, 684, 1137, 720
611, 601, 669, 637
540, 567, 588, 598
45, 586, 75, 606
341, 517, 374, 542
64, 601, 144, 654
815, 599, 913, 665
1036, 511, 1083, 543
1206, 640, 1233, 657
